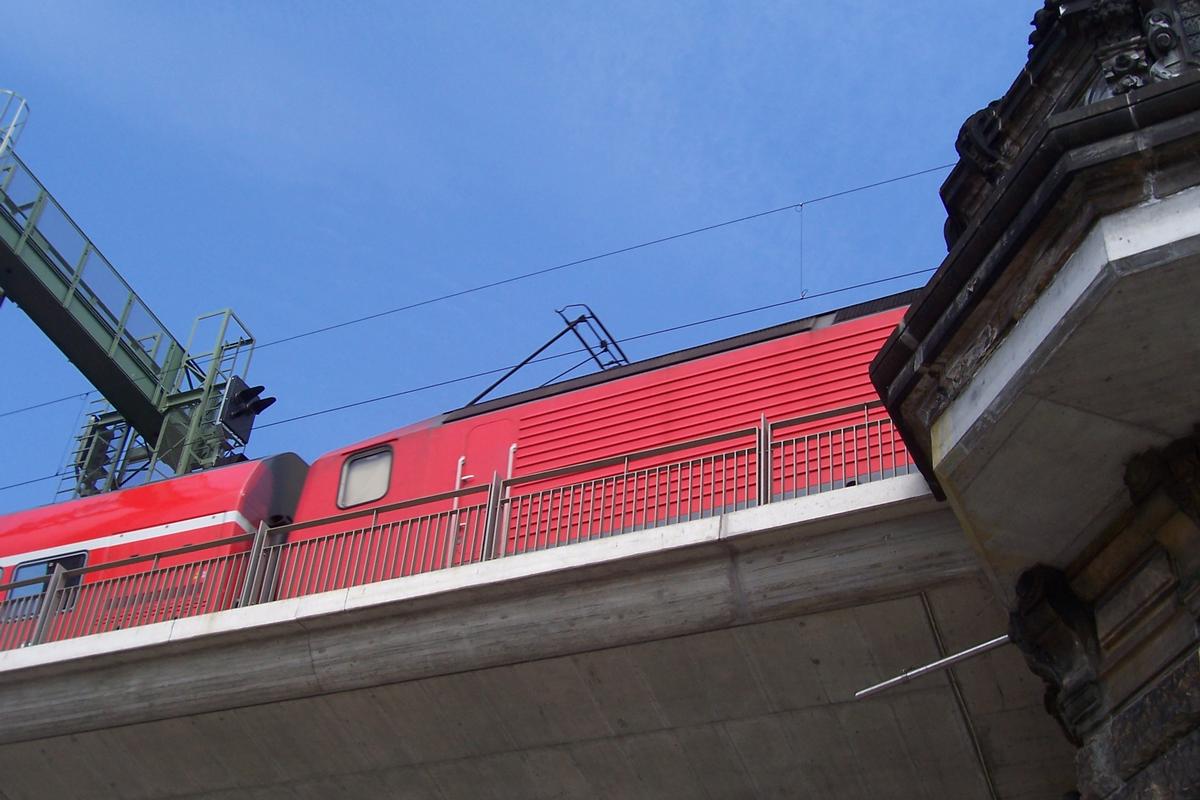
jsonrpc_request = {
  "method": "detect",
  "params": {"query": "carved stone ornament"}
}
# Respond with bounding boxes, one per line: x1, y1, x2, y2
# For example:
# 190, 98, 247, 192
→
954, 101, 1008, 182
1125, 427, 1200, 618
1144, 5, 1200, 82
1076, 0, 1154, 96
1054, 0, 1200, 100
1009, 565, 1103, 746
1125, 429, 1200, 524
1029, 0, 1062, 51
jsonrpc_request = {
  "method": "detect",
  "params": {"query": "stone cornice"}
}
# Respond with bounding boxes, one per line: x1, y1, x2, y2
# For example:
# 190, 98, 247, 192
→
871, 71, 1200, 492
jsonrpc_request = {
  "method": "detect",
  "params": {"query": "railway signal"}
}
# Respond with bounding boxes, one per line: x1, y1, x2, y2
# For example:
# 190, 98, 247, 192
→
220, 377, 277, 445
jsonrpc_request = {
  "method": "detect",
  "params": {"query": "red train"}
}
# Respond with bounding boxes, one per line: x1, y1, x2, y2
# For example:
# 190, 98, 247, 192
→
0, 291, 916, 648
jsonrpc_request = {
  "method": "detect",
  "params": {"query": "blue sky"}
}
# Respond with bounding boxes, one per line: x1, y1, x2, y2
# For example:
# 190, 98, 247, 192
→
0, 2, 1033, 512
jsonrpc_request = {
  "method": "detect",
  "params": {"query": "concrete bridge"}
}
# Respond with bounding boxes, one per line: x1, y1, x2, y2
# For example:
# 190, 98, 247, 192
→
0, 475, 1074, 799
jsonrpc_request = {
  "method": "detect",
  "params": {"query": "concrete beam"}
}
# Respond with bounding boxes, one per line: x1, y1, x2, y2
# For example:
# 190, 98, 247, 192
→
0, 476, 977, 746
0, 579, 1074, 800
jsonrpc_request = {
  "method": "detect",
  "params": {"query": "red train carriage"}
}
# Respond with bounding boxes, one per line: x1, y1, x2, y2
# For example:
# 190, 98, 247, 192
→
0, 455, 305, 648
262, 292, 916, 599
0, 290, 917, 641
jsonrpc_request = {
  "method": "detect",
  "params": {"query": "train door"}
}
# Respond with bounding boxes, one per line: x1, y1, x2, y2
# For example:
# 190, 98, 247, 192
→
448, 418, 516, 566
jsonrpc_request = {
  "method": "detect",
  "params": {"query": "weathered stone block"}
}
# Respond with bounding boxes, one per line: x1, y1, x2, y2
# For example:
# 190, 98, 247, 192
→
1079, 651, 1200, 798
1111, 721, 1200, 799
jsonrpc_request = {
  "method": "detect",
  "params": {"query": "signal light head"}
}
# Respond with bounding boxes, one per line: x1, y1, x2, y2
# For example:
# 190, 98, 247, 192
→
248, 396, 276, 416
219, 376, 276, 445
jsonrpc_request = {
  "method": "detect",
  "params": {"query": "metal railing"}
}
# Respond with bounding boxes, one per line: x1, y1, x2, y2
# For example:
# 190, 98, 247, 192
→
0, 149, 186, 404
242, 487, 493, 604
769, 402, 914, 498
0, 402, 915, 651
0, 535, 254, 650
499, 429, 759, 556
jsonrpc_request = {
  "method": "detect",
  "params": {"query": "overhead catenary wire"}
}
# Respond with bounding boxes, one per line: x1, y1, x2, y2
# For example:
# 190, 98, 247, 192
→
0, 391, 92, 418
0, 265, 936, 493
0, 162, 954, 421
0, 350, 594, 493
0, 472, 67, 492
0, 162, 954, 494
257, 350, 589, 429
253, 162, 953, 351
257, 265, 936, 429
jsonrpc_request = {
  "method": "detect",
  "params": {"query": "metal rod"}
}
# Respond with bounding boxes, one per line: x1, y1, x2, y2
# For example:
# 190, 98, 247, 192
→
919, 592, 1001, 800
467, 324, 576, 406
854, 634, 1011, 700
556, 305, 630, 372
30, 565, 67, 645
237, 521, 270, 608
481, 472, 502, 560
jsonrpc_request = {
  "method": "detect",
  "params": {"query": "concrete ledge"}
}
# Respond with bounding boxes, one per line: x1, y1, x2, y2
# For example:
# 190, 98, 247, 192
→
926, 184, 1200, 590
0, 475, 973, 746
722, 473, 934, 543
933, 185, 1200, 469
0, 476, 933, 677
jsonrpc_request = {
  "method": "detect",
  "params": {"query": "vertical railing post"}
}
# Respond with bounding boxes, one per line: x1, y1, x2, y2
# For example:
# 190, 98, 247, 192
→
868, 417, 878, 484
0, 160, 17, 193
107, 294, 136, 356
14, 189, 47, 253
63, 243, 90, 307
29, 565, 66, 646
757, 415, 771, 506
237, 521, 271, 608
481, 472, 503, 560
499, 480, 514, 559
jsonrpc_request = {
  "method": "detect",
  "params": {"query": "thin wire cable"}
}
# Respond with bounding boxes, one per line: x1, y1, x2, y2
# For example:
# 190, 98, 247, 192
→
0, 266, 935, 492
0, 472, 66, 492
797, 204, 805, 293
52, 392, 94, 495
0, 162, 953, 420
256, 266, 936, 430
539, 354, 597, 388
255, 163, 953, 351
256, 349, 586, 429
620, 267, 933, 343
0, 391, 91, 418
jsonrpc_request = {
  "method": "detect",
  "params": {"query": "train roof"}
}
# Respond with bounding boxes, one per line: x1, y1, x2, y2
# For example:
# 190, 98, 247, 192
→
443, 287, 920, 423
310, 286, 919, 462
0, 459, 267, 559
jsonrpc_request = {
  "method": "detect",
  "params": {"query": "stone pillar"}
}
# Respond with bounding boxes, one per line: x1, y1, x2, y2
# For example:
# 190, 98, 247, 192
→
869, 3, 1200, 796
1008, 435, 1200, 797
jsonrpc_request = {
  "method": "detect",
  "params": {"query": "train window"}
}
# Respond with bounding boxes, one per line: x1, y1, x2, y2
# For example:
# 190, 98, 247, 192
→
338, 447, 392, 508
3, 552, 86, 618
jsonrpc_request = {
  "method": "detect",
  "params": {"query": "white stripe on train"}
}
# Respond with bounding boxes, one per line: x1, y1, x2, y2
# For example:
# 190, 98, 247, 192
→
0, 510, 256, 568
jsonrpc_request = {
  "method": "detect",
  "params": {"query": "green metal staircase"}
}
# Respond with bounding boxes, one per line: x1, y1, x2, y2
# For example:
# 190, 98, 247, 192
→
0, 91, 271, 498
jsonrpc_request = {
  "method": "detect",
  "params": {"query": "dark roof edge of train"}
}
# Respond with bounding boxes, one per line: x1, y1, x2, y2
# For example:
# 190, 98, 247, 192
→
442, 287, 921, 424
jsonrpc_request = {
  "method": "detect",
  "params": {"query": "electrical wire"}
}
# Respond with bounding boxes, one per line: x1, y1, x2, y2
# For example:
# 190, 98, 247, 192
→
620, 267, 933, 342
257, 265, 936, 429
539, 354, 597, 388
0, 162, 953, 421
0, 391, 91, 418
253, 162, 953, 351
0, 265, 935, 493
0, 163, 952, 493
0, 472, 66, 492
256, 349, 588, 429
0, 351, 592, 491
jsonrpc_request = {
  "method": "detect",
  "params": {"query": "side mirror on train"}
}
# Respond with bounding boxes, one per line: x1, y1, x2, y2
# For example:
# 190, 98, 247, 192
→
220, 376, 277, 445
